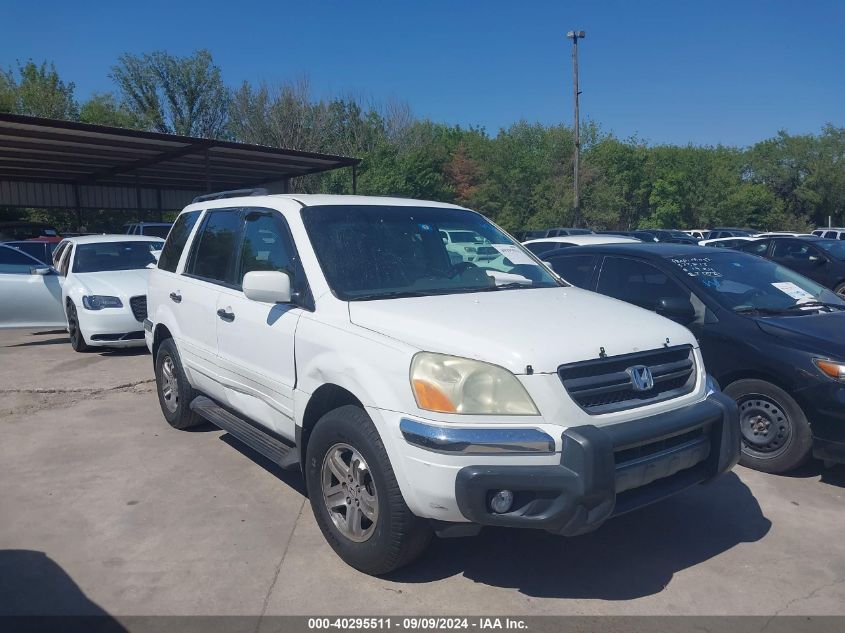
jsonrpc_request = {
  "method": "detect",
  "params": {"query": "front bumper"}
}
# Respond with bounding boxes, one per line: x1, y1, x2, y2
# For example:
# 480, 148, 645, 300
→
453, 391, 739, 535
78, 307, 146, 347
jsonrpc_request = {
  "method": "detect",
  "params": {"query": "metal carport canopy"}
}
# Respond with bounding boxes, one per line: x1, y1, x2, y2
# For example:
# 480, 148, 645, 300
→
0, 113, 361, 212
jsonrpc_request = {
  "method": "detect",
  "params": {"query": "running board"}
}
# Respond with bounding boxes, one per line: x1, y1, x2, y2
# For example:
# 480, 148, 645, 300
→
190, 396, 299, 470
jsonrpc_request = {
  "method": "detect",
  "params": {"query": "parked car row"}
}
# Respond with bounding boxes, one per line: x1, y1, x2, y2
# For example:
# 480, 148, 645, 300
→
542, 242, 845, 474
0, 235, 164, 347
3, 195, 844, 578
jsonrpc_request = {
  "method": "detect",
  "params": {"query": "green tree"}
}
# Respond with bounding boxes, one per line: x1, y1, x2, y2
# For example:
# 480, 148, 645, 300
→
79, 92, 141, 128
0, 60, 78, 119
111, 50, 228, 137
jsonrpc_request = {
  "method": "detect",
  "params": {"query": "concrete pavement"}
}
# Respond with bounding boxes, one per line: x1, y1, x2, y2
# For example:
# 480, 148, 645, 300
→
1, 327, 844, 616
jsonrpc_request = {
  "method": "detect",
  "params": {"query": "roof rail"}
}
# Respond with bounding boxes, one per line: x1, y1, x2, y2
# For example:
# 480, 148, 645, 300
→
192, 188, 269, 204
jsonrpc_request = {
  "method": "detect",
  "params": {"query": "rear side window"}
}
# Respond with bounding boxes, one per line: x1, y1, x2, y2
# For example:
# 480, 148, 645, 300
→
158, 211, 201, 273
546, 254, 595, 288
772, 240, 812, 260
187, 210, 243, 285
741, 240, 769, 256
824, 231, 838, 239
524, 241, 559, 256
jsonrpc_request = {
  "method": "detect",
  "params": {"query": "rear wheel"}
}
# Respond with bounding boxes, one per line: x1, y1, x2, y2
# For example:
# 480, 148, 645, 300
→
305, 405, 431, 575
155, 338, 202, 429
833, 282, 845, 298
724, 379, 813, 473
66, 302, 91, 352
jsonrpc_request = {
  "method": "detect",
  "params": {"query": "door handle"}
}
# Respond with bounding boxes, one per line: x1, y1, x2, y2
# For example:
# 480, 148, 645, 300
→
169, 292, 182, 303
217, 308, 235, 322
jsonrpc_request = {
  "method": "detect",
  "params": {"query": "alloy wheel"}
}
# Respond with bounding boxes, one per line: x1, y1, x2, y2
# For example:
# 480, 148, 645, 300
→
320, 443, 379, 542
160, 355, 180, 413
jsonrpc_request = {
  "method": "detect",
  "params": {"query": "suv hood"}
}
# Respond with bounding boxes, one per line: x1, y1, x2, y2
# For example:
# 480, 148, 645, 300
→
348, 286, 697, 374
74, 269, 150, 298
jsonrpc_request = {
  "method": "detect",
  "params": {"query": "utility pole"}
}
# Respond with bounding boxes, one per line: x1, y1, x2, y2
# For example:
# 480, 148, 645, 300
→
567, 30, 585, 227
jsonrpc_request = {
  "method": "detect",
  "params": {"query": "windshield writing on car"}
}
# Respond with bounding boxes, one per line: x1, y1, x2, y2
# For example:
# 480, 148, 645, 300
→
668, 253, 842, 313
73, 241, 162, 273
302, 205, 561, 300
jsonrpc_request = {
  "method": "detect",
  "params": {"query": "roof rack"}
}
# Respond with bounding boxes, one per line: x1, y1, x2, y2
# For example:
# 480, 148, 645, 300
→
192, 188, 269, 204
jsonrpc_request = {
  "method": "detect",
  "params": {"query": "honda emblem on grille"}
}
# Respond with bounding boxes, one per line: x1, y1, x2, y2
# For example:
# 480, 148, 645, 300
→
627, 365, 655, 392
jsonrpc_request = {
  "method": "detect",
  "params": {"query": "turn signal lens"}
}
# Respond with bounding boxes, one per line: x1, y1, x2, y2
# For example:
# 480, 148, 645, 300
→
411, 379, 457, 413
813, 358, 845, 382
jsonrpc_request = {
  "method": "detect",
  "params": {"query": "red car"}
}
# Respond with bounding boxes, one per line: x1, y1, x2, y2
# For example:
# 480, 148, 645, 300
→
0, 221, 63, 243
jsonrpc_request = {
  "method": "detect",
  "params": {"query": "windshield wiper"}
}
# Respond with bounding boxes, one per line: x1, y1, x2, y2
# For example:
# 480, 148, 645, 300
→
734, 306, 793, 315
351, 290, 433, 301
783, 301, 845, 312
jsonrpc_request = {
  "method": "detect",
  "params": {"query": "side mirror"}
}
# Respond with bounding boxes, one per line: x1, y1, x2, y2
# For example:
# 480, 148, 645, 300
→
243, 270, 292, 304
31, 267, 52, 276
809, 255, 826, 265
656, 296, 696, 322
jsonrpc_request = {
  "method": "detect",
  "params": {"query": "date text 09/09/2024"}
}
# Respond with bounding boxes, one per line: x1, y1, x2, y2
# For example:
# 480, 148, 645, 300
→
307, 618, 528, 630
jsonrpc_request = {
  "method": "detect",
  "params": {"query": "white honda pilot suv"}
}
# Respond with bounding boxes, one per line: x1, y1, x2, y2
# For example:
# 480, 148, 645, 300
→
145, 191, 739, 574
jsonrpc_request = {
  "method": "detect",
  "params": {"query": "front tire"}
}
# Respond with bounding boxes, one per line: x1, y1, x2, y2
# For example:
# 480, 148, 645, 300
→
305, 405, 431, 575
66, 302, 91, 352
724, 379, 813, 474
155, 338, 202, 429
833, 281, 845, 298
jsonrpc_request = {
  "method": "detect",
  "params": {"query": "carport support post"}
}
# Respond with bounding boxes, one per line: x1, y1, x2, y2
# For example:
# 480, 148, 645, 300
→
73, 184, 83, 233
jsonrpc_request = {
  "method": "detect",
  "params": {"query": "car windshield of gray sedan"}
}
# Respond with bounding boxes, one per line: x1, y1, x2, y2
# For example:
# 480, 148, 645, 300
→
73, 241, 163, 273
302, 205, 561, 300
666, 251, 843, 314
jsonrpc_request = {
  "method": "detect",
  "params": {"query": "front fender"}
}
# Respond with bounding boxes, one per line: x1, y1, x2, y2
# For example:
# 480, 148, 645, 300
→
293, 316, 418, 424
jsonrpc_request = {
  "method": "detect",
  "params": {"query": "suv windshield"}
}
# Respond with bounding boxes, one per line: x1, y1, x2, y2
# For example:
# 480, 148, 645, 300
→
665, 251, 842, 313
73, 241, 163, 273
302, 205, 561, 300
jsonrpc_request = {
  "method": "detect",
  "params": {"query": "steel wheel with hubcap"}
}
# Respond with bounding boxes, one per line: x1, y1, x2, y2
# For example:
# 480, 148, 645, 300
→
321, 443, 379, 542
724, 378, 813, 473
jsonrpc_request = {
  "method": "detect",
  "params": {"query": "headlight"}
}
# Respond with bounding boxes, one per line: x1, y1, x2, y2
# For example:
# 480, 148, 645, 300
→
410, 352, 539, 415
813, 358, 845, 382
82, 295, 123, 310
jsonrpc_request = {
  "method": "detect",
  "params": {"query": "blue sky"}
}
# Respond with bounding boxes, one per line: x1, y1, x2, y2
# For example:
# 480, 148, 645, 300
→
2, 0, 842, 146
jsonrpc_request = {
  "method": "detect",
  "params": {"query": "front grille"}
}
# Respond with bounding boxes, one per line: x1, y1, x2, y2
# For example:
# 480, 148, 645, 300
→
129, 295, 147, 322
558, 345, 696, 414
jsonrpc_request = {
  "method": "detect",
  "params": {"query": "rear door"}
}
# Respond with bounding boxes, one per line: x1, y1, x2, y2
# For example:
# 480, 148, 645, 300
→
214, 208, 305, 439
178, 209, 243, 399
0, 246, 64, 327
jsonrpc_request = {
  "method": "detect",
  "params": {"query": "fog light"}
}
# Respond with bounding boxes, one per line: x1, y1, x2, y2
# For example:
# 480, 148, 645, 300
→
490, 489, 514, 514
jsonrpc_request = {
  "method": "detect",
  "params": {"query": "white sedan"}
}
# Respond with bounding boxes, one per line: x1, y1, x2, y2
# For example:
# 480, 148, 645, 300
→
522, 234, 642, 256
698, 236, 757, 249
52, 235, 163, 351
0, 244, 65, 328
